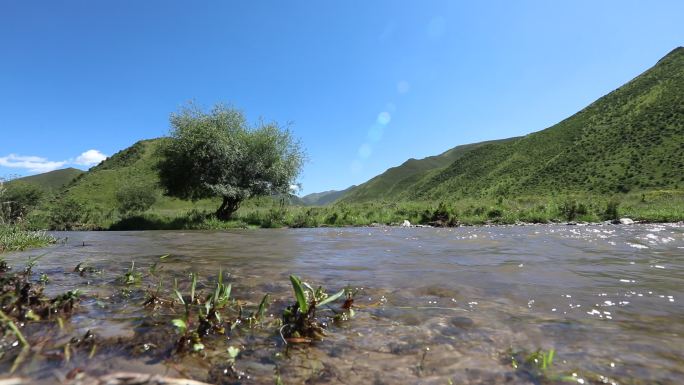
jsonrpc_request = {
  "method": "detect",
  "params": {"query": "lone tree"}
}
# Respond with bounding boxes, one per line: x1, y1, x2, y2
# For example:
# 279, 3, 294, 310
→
157, 103, 305, 220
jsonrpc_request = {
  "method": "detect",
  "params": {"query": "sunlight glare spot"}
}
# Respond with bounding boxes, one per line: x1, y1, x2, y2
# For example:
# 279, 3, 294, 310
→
377, 111, 391, 125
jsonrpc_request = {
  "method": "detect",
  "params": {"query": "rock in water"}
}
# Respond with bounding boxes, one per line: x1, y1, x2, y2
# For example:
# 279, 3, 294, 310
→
619, 218, 635, 225
401, 220, 412, 227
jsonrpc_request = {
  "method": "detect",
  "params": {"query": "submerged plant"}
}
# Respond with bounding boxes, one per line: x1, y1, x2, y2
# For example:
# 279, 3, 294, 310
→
227, 346, 240, 363
508, 348, 579, 384
142, 278, 169, 309
74, 261, 98, 276
24, 254, 43, 275
280, 275, 346, 343
120, 261, 143, 285
171, 271, 236, 352
0, 258, 85, 373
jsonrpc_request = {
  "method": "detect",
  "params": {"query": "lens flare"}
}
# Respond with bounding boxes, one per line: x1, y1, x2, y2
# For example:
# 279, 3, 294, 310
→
368, 124, 384, 142
377, 111, 391, 125
358, 143, 373, 159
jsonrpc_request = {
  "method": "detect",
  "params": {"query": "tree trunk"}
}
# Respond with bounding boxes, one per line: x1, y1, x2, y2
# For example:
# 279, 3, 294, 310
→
215, 196, 240, 221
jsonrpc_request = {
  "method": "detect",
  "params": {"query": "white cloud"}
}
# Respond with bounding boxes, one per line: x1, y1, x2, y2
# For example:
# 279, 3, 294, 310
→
74, 149, 107, 166
0, 154, 67, 173
0, 149, 108, 174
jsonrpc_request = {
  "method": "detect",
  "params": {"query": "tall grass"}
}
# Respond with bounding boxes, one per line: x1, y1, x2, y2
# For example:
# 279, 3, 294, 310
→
0, 225, 56, 253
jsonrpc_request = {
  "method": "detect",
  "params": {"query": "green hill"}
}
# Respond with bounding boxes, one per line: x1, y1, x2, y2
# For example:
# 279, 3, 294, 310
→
343, 46, 684, 203
9, 168, 84, 191
340, 138, 517, 202
299, 185, 356, 206
57, 138, 218, 217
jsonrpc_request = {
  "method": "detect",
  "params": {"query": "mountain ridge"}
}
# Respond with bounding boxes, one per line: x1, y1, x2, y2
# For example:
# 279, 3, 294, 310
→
7, 168, 85, 191
339, 46, 684, 203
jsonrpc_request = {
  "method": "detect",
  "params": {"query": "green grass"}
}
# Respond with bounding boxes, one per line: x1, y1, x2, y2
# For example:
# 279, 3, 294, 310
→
92, 189, 684, 230
0, 225, 56, 253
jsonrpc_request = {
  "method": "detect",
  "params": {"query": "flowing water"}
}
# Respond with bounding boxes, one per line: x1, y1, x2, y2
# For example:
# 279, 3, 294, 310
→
1, 224, 683, 384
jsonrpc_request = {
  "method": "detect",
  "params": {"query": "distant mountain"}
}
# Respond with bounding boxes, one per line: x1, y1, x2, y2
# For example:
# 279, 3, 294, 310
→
8, 168, 84, 191
299, 185, 356, 206
340, 138, 517, 202
343, 46, 684, 202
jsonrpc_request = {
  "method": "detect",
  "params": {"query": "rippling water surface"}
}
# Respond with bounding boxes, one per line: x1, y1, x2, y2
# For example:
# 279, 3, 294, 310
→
3, 224, 683, 384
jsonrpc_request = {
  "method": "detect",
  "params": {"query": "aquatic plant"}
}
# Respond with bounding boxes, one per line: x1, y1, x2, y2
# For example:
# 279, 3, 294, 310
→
227, 346, 240, 363
171, 271, 237, 352
508, 348, 583, 384
23, 254, 43, 275
0, 258, 86, 373
280, 275, 346, 343
120, 261, 143, 285
74, 261, 99, 276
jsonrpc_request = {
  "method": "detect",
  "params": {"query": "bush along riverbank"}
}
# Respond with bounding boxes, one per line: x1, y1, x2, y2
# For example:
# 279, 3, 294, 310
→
12, 189, 684, 231
52, 191, 684, 230
0, 225, 56, 253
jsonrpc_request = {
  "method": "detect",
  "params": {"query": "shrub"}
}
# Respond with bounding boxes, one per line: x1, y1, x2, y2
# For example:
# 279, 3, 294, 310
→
0, 182, 44, 223
116, 184, 158, 215
49, 198, 85, 230
559, 199, 578, 222
487, 208, 503, 219
603, 199, 620, 221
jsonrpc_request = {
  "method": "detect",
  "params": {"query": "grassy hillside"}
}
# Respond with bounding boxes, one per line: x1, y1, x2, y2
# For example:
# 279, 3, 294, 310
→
341, 138, 517, 202
53, 139, 219, 222
344, 47, 684, 203
299, 185, 356, 206
9, 168, 84, 191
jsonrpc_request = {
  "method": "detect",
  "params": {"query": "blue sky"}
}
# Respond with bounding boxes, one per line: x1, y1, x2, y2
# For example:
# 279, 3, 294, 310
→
1, 1, 683, 194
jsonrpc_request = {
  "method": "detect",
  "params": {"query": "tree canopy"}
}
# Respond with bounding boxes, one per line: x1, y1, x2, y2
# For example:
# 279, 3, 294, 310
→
157, 103, 305, 220
0, 181, 44, 223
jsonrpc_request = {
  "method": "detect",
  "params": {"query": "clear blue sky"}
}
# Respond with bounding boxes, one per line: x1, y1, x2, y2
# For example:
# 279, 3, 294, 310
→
1, 1, 683, 194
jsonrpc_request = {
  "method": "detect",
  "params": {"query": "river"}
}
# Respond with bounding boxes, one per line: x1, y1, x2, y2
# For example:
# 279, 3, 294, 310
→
1, 224, 682, 384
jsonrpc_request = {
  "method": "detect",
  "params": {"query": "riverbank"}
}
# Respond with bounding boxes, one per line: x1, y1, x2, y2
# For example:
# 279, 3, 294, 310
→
81, 194, 684, 230
18, 190, 684, 231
